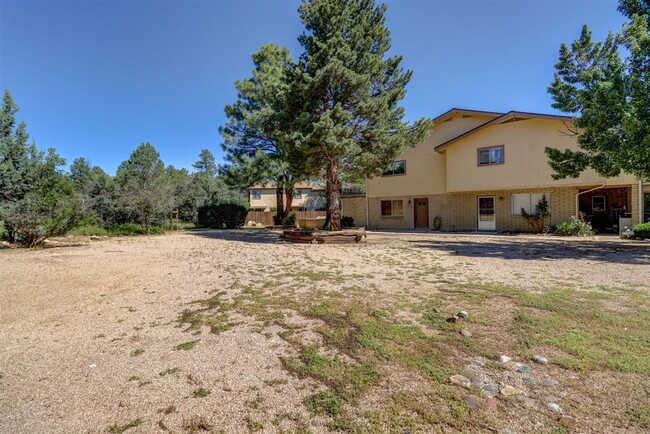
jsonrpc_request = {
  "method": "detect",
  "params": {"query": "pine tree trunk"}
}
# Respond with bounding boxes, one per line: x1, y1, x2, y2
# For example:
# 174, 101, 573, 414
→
284, 180, 293, 217
323, 159, 341, 231
275, 185, 285, 224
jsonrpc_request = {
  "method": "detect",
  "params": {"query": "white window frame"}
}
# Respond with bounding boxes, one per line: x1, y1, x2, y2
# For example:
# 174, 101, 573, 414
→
380, 200, 404, 216
382, 160, 406, 177
592, 195, 606, 212
293, 190, 302, 199
478, 145, 504, 166
512, 193, 550, 215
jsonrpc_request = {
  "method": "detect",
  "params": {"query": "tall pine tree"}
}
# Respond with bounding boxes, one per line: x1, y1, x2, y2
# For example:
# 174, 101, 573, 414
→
288, 0, 432, 230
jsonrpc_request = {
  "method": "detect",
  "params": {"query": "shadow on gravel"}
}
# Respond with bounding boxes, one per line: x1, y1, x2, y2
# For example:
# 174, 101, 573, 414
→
186, 228, 284, 244
408, 237, 650, 265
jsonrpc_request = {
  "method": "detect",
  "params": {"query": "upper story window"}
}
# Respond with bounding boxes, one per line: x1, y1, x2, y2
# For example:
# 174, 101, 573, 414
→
382, 160, 406, 176
251, 190, 261, 200
293, 190, 303, 199
478, 146, 504, 166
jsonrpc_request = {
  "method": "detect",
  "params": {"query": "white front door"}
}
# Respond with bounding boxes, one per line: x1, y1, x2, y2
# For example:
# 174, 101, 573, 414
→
478, 196, 496, 231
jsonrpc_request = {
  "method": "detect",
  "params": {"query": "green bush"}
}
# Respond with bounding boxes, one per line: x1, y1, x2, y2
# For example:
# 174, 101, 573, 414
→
633, 222, 650, 239
551, 216, 595, 236
197, 203, 248, 229
341, 216, 354, 228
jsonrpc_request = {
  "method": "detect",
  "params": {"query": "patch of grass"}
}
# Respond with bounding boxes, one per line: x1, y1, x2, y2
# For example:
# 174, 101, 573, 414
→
263, 378, 288, 387
174, 340, 199, 351
159, 367, 181, 377
130, 348, 144, 357
192, 387, 211, 398
182, 415, 213, 432
244, 416, 264, 432
177, 293, 232, 334
107, 418, 144, 433
304, 390, 343, 416
627, 403, 650, 429
244, 393, 265, 409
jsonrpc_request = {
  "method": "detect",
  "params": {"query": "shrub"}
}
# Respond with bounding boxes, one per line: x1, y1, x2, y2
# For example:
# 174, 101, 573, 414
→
273, 213, 296, 226
551, 216, 595, 236
633, 222, 650, 239
520, 194, 551, 233
341, 216, 354, 228
197, 203, 248, 229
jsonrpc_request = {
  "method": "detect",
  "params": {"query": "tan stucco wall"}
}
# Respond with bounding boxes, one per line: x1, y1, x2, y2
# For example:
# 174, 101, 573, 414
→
444, 118, 637, 192
368, 187, 586, 232
367, 113, 497, 198
249, 189, 325, 211
341, 196, 367, 227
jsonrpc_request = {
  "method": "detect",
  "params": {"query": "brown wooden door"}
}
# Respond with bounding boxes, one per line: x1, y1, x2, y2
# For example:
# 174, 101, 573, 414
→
414, 198, 429, 228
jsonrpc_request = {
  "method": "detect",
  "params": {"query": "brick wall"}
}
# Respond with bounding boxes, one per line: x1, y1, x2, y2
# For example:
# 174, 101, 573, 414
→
368, 187, 585, 232
341, 196, 368, 227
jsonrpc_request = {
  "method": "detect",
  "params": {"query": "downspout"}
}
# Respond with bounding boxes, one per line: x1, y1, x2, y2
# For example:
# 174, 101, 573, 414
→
639, 179, 644, 224
365, 176, 370, 230
575, 183, 605, 217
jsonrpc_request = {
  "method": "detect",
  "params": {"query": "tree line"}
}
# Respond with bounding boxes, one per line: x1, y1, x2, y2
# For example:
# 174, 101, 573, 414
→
0, 89, 246, 246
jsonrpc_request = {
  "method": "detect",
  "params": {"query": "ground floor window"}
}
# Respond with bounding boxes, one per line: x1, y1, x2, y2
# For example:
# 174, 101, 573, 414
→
381, 200, 404, 216
644, 193, 650, 223
511, 193, 550, 215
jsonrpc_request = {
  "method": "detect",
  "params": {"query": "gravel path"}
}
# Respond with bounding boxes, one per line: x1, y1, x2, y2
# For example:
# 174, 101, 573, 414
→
1, 230, 648, 433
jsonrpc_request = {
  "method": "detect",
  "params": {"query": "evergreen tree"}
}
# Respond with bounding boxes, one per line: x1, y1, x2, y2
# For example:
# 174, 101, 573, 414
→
192, 149, 219, 206
115, 143, 172, 234
220, 44, 302, 223
289, 0, 432, 230
547, 0, 650, 181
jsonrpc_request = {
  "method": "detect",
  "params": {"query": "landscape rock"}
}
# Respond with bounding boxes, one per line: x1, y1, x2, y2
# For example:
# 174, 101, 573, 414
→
432, 308, 441, 313
543, 395, 561, 403
481, 385, 498, 396
458, 310, 469, 318
485, 397, 498, 410
463, 395, 480, 409
498, 355, 511, 363
446, 316, 459, 323
449, 374, 471, 388
532, 355, 548, 365
522, 377, 535, 384
460, 329, 472, 337
516, 366, 534, 375
523, 397, 540, 408
546, 402, 563, 413
542, 378, 559, 386
470, 376, 484, 387
500, 385, 525, 397
471, 359, 485, 367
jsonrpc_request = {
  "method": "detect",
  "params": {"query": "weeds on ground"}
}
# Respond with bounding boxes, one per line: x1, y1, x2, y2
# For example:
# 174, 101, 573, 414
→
107, 418, 144, 433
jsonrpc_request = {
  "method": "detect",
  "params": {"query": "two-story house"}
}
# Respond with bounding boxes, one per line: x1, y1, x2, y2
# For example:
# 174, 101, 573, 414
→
248, 182, 325, 212
344, 108, 648, 232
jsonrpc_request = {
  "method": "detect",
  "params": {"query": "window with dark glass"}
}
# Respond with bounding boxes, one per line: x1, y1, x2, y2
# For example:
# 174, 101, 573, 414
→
478, 146, 504, 166
251, 190, 261, 200
380, 200, 404, 216
382, 160, 406, 176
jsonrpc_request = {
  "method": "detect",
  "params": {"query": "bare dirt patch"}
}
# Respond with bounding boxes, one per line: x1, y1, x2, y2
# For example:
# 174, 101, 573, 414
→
0, 230, 648, 433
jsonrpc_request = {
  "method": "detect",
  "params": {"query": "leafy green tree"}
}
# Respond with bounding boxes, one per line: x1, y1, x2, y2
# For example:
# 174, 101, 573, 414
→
70, 157, 117, 226
0, 89, 80, 245
289, 0, 432, 230
220, 44, 302, 222
546, 0, 649, 181
166, 165, 196, 222
3, 148, 82, 246
191, 148, 219, 206
115, 143, 172, 234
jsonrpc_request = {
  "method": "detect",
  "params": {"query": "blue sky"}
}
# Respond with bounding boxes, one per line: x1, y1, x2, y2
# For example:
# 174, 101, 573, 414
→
0, 0, 626, 174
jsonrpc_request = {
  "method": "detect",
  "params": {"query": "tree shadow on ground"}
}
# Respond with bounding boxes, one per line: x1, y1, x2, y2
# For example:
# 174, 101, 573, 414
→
186, 228, 285, 244
407, 237, 650, 265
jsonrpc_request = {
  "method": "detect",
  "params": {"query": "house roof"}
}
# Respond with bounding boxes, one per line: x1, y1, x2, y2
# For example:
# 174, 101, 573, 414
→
431, 108, 503, 124
249, 181, 325, 191
434, 110, 574, 152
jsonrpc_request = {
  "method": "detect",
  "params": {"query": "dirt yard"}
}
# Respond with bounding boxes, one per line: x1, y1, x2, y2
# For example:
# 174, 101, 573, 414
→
1, 230, 649, 434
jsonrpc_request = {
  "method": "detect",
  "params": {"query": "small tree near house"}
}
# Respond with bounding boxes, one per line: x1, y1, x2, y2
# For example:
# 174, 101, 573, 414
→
521, 194, 551, 233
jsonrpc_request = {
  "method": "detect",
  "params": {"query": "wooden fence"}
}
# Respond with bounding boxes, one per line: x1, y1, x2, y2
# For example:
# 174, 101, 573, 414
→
245, 210, 327, 227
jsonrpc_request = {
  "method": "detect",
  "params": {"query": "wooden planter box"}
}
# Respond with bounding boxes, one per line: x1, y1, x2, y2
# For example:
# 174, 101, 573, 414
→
280, 229, 366, 244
